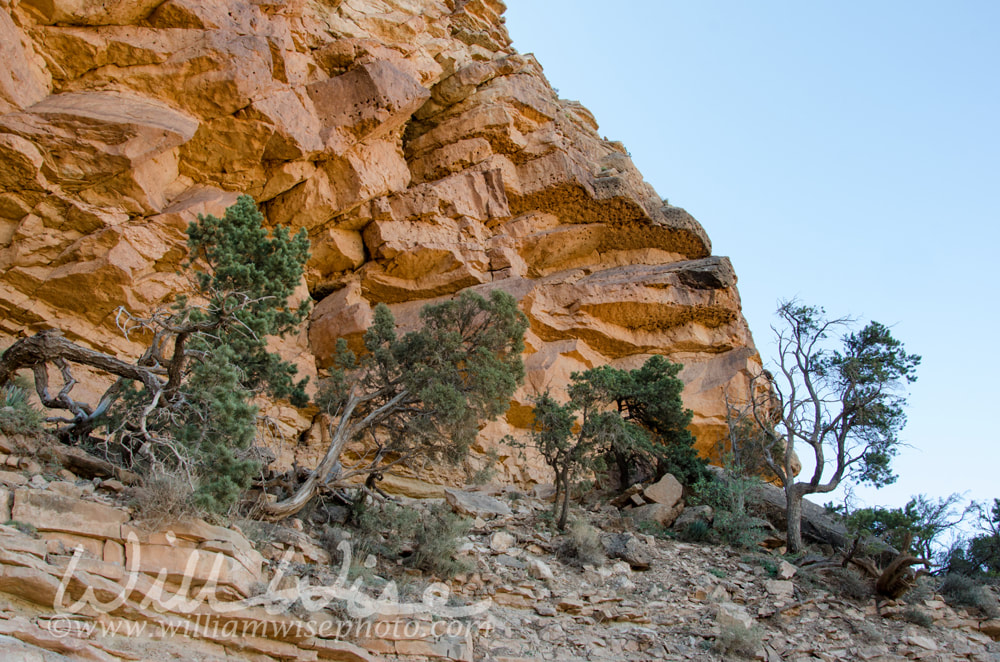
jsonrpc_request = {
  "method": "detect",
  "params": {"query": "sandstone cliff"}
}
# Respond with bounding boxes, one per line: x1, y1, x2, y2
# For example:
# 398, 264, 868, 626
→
0, 0, 762, 489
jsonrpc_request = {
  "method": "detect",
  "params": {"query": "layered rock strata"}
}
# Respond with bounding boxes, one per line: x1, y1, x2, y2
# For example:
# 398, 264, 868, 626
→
0, 0, 761, 488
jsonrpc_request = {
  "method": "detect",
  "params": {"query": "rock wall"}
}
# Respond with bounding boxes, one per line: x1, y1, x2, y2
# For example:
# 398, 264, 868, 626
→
0, 435, 464, 662
0, 0, 762, 488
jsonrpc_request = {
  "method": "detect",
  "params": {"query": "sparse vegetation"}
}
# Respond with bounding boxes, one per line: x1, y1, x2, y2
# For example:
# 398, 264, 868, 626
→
678, 519, 712, 543
939, 572, 1000, 618
4, 520, 38, 537
845, 493, 965, 563
335, 499, 472, 580
412, 504, 473, 578
557, 519, 605, 567
713, 623, 762, 658
637, 520, 675, 540
901, 606, 934, 628
827, 567, 872, 600
127, 471, 197, 529
0, 378, 45, 436
691, 470, 768, 549
948, 498, 1000, 578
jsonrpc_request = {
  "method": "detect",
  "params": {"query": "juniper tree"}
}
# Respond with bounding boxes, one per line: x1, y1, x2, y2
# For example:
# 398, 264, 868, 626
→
0, 195, 311, 511
261, 289, 528, 519
529, 355, 702, 530
735, 301, 920, 553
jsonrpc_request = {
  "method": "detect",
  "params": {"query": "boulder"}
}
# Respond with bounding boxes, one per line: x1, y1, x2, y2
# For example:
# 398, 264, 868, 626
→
600, 533, 652, 570
444, 488, 511, 519
489, 531, 516, 553
528, 557, 555, 581
764, 579, 794, 599
643, 473, 683, 508
672, 505, 714, 531
627, 502, 683, 529
715, 602, 755, 631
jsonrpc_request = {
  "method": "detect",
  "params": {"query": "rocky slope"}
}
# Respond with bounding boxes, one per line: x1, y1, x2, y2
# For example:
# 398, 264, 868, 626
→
0, 0, 762, 490
0, 434, 998, 662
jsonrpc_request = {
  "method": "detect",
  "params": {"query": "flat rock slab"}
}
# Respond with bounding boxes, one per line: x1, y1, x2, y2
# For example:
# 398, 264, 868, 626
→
444, 488, 511, 518
12, 488, 128, 540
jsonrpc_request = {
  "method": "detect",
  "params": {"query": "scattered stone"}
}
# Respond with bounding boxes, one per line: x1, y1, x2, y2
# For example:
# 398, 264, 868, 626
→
0, 471, 26, 487
98, 479, 125, 493
610, 484, 645, 508
494, 554, 526, 569
601, 533, 652, 570
764, 579, 794, 599
777, 560, 797, 580
529, 558, 555, 581
27, 475, 47, 490
533, 484, 557, 501
716, 602, 755, 630
47, 481, 83, 498
978, 619, 1000, 639
903, 634, 938, 651
535, 603, 557, 617
20, 461, 42, 476
491, 531, 516, 553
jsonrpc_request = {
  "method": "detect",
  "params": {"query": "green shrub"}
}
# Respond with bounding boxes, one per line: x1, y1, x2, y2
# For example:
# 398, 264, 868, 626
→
557, 520, 605, 567
128, 472, 197, 530
343, 500, 471, 579
939, 573, 1000, 617
412, 504, 472, 578
679, 519, 711, 543
0, 379, 44, 436
901, 607, 934, 628
713, 623, 762, 658
691, 473, 768, 549
637, 520, 675, 540
827, 567, 872, 600
743, 554, 779, 577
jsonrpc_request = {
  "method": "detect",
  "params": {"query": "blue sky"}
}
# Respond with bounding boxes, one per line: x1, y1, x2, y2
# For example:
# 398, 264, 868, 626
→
504, 1, 1000, 516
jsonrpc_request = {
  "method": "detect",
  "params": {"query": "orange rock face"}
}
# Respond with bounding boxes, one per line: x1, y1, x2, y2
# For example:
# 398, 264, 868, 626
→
0, 0, 762, 487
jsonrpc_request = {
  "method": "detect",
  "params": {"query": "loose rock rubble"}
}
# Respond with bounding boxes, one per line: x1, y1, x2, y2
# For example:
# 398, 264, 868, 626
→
0, 433, 998, 661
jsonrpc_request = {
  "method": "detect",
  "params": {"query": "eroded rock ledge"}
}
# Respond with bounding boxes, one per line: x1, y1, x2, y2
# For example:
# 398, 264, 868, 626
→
0, 0, 761, 488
